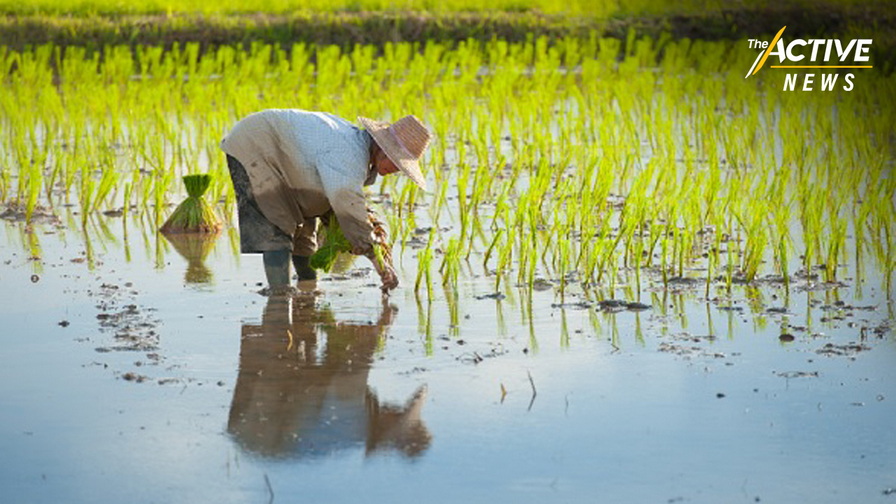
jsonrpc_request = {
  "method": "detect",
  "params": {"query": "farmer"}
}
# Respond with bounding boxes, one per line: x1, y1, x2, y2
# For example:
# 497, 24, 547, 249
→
221, 109, 432, 292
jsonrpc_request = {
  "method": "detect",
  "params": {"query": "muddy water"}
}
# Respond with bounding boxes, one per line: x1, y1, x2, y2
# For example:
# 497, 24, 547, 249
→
1, 212, 894, 504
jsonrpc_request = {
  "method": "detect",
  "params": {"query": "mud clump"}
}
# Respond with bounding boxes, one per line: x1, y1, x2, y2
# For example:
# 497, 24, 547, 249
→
658, 342, 726, 360
658, 333, 725, 360
83, 281, 180, 385
816, 342, 870, 358
121, 371, 150, 383
256, 285, 302, 298
0, 203, 61, 226
597, 299, 651, 312
94, 299, 161, 353
776, 371, 820, 379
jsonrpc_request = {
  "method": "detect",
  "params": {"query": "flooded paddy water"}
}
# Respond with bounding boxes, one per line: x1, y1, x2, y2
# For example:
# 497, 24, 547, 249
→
1, 200, 895, 503
2, 37, 896, 503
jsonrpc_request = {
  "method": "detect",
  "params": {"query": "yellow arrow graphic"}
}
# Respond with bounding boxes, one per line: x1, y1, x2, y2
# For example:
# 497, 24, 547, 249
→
751, 25, 787, 77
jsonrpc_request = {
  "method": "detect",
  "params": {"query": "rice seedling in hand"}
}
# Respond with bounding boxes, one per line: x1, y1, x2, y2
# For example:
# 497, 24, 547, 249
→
368, 211, 396, 282
160, 173, 221, 234
309, 213, 352, 272
311, 210, 396, 292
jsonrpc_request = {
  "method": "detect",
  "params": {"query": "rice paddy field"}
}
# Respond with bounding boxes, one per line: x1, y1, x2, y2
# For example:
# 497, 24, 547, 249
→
1, 1, 895, 503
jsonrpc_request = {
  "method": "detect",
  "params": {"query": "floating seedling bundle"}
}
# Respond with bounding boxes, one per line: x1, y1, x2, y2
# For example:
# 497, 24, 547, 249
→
160, 174, 221, 234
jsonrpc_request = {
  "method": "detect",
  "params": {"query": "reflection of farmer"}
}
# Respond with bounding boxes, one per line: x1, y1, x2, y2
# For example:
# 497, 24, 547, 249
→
221, 110, 432, 291
227, 291, 431, 459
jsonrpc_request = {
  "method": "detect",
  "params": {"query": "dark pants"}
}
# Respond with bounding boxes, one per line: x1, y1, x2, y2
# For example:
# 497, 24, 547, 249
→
227, 155, 320, 254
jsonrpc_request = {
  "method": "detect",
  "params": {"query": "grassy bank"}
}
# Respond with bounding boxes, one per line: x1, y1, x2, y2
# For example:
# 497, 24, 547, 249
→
0, 0, 800, 17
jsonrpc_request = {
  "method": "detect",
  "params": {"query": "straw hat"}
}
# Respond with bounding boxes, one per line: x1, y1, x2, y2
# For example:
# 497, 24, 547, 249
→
358, 115, 432, 190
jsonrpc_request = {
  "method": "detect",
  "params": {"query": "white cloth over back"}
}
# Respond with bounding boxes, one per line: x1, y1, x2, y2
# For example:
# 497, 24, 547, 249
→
221, 109, 378, 251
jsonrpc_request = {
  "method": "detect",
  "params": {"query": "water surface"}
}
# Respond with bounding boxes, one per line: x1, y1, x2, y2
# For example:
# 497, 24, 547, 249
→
1, 215, 894, 504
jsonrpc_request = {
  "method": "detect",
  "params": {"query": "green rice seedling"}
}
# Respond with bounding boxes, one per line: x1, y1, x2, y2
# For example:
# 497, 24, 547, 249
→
735, 204, 769, 285
1, 33, 894, 310
77, 170, 96, 225
91, 154, 120, 214
439, 236, 461, 286
482, 229, 503, 273
160, 174, 220, 234
152, 170, 175, 227
387, 210, 410, 267
305, 209, 395, 279
414, 232, 435, 297
824, 204, 848, 283
24, 159, 43, 222
309, 214, 352, 272
121, 182, 133, 218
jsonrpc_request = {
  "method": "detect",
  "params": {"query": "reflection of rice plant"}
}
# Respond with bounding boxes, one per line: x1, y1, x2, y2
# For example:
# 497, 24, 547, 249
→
162, 232, 218, 284
415, 228, 436, 298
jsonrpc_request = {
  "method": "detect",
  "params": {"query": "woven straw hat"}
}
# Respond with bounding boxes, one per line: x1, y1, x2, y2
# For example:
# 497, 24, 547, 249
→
358, 115, 432, 190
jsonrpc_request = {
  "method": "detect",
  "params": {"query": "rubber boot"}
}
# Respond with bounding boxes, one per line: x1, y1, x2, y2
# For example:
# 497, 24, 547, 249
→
292, 255, 317, 281
263, 250, 291, 288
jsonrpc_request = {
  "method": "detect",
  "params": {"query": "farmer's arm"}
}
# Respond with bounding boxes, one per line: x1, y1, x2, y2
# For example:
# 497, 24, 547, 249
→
317, 158, 398, 291
325, 185, 376, 254
324, 183, 398, 290
316, 156, 376, 252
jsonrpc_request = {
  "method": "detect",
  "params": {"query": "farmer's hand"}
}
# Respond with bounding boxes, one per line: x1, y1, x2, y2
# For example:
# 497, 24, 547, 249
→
379, 265, 399, 292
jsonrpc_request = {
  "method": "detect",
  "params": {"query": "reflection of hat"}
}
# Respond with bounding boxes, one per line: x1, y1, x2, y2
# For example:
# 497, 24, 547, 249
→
358, 115, 432, 190
366, 385, 431, 458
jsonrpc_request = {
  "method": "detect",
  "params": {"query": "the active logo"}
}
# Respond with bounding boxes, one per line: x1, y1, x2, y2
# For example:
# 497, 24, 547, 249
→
745, 26, 873, 91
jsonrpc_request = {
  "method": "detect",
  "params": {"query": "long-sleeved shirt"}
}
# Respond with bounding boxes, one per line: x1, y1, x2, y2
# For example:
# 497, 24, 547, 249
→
220, 109, 378, 251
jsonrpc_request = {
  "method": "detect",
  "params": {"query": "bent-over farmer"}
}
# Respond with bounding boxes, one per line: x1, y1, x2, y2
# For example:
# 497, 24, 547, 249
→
221, 109, 432, 292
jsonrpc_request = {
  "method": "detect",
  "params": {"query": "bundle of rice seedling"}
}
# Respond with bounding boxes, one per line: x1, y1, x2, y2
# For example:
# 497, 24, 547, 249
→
309, 214, 352, 272
160, 174, 221, 234
309, 210, 393, 274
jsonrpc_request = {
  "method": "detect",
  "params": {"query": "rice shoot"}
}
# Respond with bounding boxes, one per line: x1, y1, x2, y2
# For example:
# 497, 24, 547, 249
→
309, 214, 352, 272
310, 211, 394, 276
